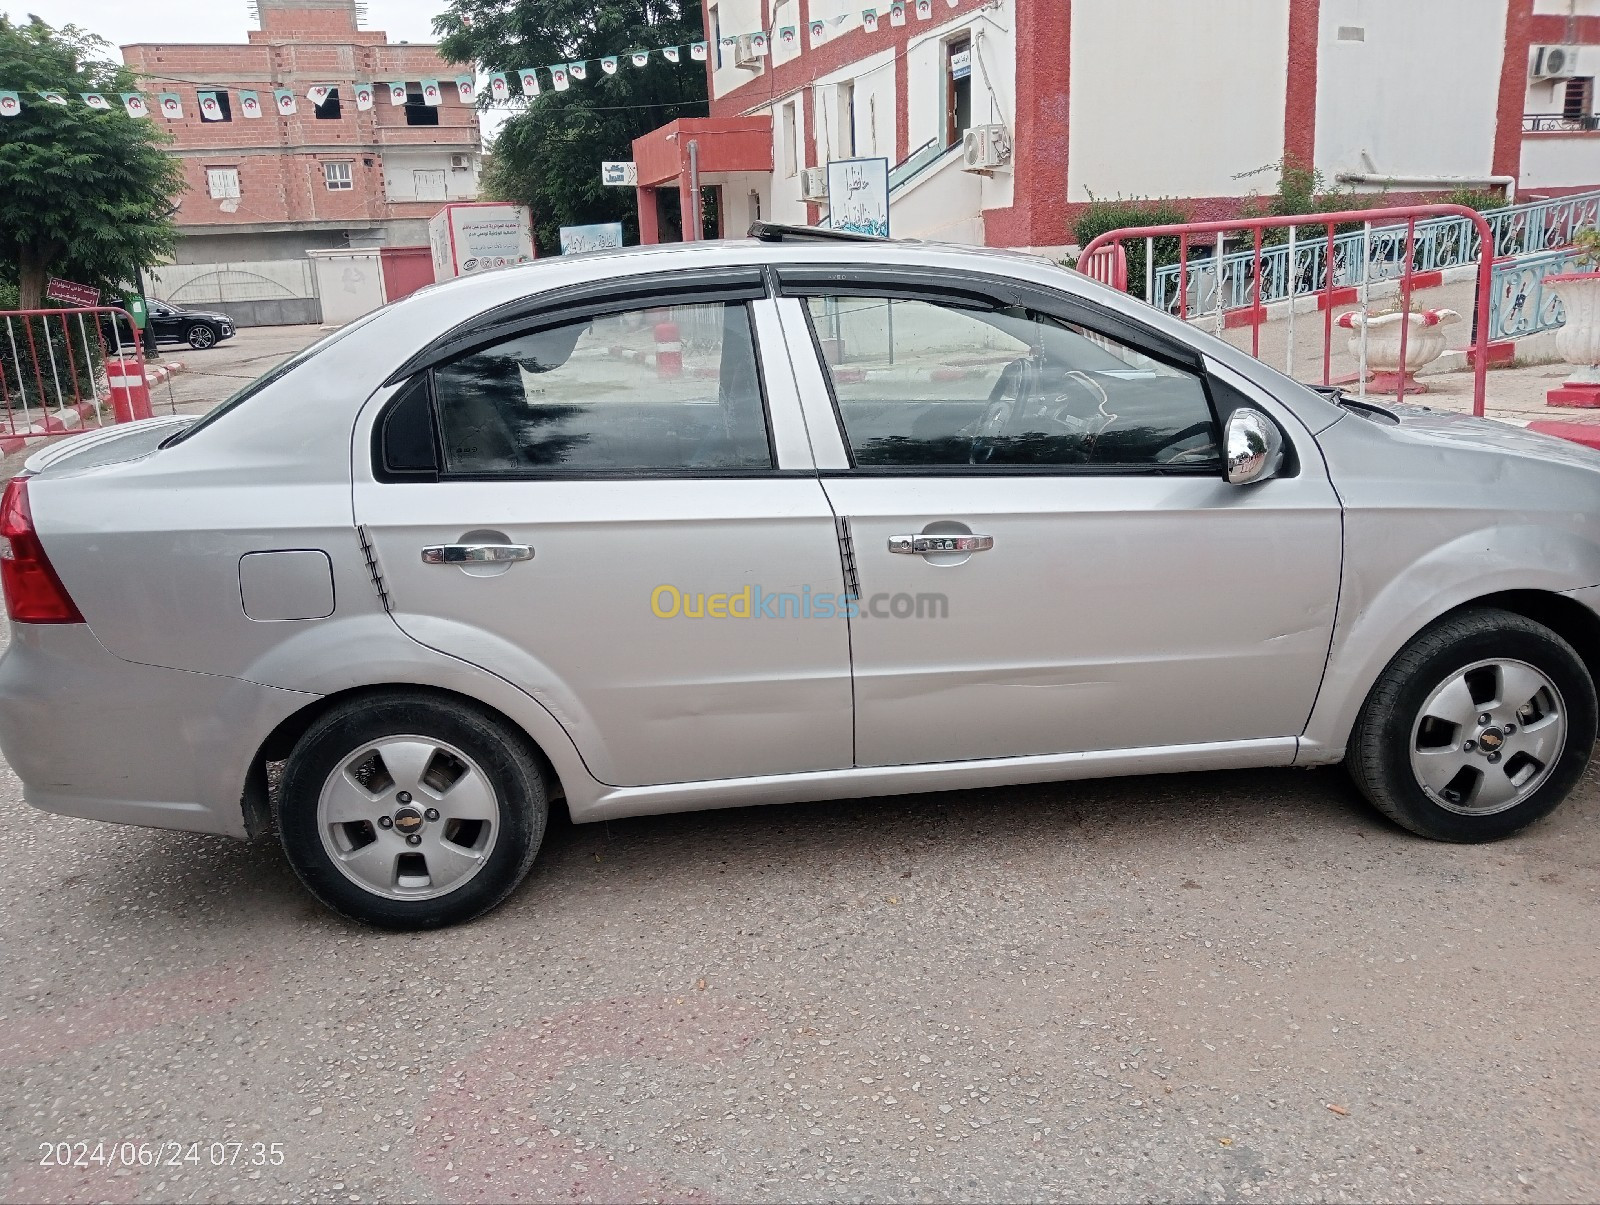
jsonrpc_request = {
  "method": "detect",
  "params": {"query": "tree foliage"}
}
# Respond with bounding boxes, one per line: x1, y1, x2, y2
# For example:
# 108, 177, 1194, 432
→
0, 17, 184, 307
435, 0, 708, 253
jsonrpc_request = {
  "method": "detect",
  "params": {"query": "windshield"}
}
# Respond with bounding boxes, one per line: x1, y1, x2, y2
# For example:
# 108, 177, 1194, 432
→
160, 307, 387, 447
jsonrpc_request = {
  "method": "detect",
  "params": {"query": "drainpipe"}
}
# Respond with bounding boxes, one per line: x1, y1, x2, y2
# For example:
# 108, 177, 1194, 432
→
687, 138, 702, 241
1334, 172, 1518, 203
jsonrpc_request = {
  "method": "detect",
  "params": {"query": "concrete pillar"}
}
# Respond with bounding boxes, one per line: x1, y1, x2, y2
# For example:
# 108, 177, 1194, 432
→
636, 186, 660, 244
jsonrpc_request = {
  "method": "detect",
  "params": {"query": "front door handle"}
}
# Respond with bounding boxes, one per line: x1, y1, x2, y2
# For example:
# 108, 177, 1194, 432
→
421, 543, 534, 565
888, 534, 994, 555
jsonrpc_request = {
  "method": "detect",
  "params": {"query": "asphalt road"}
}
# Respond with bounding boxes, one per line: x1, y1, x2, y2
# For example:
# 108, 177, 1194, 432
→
2, 326, 1599, 1203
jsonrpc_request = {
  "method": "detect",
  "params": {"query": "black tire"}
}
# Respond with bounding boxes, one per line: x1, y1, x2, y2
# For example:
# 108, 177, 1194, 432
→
186, 323, 216, 349
1347, 607, 1597, 842
277, 692, 547, 929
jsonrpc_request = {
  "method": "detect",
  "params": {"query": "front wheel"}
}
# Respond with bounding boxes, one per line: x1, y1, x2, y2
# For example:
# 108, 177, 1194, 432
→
186, 323, 216, 349
277, 693, 548, 928
1347, 608, 1596, 842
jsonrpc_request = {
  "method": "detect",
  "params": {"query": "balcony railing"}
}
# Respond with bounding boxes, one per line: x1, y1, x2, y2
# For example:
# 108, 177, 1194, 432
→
1524, 113, 1600, 133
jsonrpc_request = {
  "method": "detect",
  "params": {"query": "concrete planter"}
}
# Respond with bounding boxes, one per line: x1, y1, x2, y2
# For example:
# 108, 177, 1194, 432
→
1547, 271, 1600, 407
1337, 308, 1461, 395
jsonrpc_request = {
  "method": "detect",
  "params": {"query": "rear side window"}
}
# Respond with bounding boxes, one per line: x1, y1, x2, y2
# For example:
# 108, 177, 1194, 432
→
804, 294, 1219, 471
431, 301, 773, 474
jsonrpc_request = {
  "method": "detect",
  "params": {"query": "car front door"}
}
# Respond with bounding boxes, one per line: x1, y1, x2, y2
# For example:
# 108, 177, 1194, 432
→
352, 272, 854, 788
776, 270, 1342, 767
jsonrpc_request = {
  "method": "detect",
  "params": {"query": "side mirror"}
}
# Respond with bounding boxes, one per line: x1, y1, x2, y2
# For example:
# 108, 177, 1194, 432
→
1223, 408, 1284, 485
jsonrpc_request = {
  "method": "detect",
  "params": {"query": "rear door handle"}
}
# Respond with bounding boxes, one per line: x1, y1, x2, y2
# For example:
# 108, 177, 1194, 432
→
421, 543, 534, 565
888, 534, 994, 555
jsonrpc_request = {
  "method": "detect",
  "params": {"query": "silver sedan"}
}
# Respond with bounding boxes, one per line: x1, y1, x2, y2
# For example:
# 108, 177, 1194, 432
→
3, 228, 1598, 929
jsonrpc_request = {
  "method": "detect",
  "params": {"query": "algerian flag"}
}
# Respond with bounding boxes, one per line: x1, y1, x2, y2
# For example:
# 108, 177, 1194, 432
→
81, 93, 111, 110
690, 41, 707, 60
121, 92, 148, 118
455, 75, 475, 102
779, 26, 798, 48
198, 90, 225, 120
354, 83, 375, 110
751, 32, 769, 56
274, 88, 297, 115
486, 73, 509, 101
519, 69, 541, 96
0, 92, 19, 118
388, 81, 407, 105
662, 46, 680, 63
631, 51, 650, 67
239, 90, 262, 117
863, 8, 880, 31
420, 79, 442, 105
600, 56, 618, 75
306, 84, 331, 107
550, 66, 569, 91
890, 2, 907, 25
157, 92, 183, 118
914, 0, 932, 17
808, 19, 826, 46
38, 91, 68, 106
568, 61, 588, 81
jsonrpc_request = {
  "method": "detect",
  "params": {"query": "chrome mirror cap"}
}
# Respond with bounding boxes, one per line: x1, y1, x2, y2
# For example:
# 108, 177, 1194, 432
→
1224, 408, 1284, 486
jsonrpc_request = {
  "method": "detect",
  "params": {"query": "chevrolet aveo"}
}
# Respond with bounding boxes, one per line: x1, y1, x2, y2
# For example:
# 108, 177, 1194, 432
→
3, 228, 1599, 929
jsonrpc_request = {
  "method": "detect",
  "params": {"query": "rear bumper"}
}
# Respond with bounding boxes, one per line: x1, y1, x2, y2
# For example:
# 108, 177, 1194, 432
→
0, 622, 315, 838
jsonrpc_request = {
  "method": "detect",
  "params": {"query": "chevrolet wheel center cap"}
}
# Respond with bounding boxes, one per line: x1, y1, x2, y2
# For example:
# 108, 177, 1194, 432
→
1478, 727, 1505, 753
392, 807, 424, 835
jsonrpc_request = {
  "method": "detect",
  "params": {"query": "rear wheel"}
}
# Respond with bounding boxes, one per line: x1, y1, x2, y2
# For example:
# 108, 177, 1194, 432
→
277, 693, 547, 928
1347, 608, 1596, 842
186, 323, 216, 349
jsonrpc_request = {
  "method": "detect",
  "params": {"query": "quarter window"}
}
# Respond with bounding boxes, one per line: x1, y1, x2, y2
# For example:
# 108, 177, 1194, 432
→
432, 301, 773, 474
804, 295, 1220, 470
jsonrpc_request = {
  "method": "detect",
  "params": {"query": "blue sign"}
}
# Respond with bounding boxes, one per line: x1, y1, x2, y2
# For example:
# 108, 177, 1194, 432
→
559, 222, 626, 254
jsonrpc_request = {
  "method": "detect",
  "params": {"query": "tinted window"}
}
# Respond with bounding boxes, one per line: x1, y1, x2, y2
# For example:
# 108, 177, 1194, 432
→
433, 301, 772, 474
805, 296, 1219, 469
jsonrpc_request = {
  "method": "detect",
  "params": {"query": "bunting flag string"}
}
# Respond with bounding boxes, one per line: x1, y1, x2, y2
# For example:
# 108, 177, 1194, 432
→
0, 3, 969, 119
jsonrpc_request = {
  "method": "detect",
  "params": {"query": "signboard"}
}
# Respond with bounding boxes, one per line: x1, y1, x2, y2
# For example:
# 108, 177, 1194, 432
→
559, 222, 626, 255
950, 46, 972, 80
825, 157, 891, 238
45, 277, 101, 307
428, 203, 536, 282
601, 161, 638, 187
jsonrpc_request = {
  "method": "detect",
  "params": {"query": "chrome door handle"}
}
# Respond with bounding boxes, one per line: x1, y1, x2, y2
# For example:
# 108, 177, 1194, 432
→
421, 543, 534, 565
888, 534, 994, 555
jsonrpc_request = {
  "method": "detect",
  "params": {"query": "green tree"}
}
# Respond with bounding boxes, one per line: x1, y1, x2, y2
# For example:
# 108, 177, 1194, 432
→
435, 0, 707, 253
0, 17, 184, 307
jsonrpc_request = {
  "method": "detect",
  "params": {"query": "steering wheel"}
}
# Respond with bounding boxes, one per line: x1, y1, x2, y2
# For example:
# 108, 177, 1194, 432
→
968, 357, 1038, 465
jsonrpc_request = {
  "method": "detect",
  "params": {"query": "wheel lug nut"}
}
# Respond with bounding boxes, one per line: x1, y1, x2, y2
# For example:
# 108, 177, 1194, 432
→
1487, 751, 1502, 764
1504, 723, 1517, 734
406, 833, 422, 846
377, 815, 393, 829
1462, 739, 1477, 752
424, 807, 440, 822
397, 791, 413, 804
1477, 713, 1492, 726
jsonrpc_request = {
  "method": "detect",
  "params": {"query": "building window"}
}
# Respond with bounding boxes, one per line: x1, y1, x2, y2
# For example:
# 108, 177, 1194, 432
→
1564, 77, 1595, 121
782, 101, 798, 177
314, 87, 342, 120
205, 166, 240, 199
324, 160, 354, 190
837, 81, 856, 159
404, 88, 440, 126
711, 5, 722, 68
945, 37, 973, 147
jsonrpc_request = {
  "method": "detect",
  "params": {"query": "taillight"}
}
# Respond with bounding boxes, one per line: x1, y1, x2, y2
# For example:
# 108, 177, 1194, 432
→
0, 475, 84, 624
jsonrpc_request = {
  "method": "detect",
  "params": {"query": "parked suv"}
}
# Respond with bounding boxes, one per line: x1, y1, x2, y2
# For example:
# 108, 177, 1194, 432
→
103, 299, 234, 351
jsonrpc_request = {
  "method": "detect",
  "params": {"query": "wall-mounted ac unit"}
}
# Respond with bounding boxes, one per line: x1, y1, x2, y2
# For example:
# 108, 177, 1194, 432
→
800, 166, 830, 202
449, 153, 472, 170
1532, 45, 1578, 80
734, 34, 764, 70
961, 124, 1012, 173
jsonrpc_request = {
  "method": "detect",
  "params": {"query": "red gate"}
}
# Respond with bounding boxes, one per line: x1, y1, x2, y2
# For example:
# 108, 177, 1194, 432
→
1079, 204, 1497, 418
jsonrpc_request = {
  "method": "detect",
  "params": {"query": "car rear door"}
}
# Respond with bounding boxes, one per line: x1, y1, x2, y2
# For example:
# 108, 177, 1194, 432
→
774, 267, 1342, 767
352, 270, 854, 788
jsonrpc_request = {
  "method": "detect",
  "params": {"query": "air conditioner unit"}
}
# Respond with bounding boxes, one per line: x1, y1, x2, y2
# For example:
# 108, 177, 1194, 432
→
961, 124, 1012, 173
1532, 45, 1578, 80
449, 153, 472, 170
734, 34, 764, 70
800, 166, 830, 202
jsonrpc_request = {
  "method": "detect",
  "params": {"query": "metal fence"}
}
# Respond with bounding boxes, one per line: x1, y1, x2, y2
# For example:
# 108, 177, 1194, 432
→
1150, 188, 1600, 316
146, 260, 322, 328
1489, 246, 1591, 343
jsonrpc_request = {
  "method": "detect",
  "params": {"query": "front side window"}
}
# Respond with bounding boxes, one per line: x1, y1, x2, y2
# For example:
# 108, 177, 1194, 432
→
804, 295, 1219, 470
324, 160, 353, 190
432, 301, 772, 474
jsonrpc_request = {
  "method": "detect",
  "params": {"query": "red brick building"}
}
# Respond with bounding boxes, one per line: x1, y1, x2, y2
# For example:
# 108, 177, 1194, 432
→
121, 0, 481, 265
